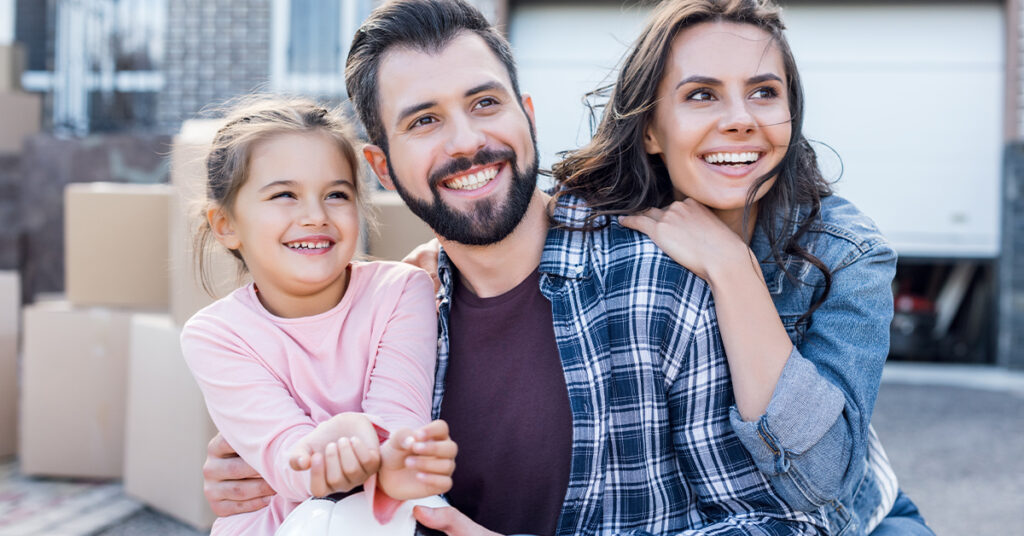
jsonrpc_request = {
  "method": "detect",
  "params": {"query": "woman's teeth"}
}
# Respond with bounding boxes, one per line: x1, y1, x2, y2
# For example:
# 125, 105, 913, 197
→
286, 241, 331, 250
444, 167, 499, 190
703, 152, 760, 165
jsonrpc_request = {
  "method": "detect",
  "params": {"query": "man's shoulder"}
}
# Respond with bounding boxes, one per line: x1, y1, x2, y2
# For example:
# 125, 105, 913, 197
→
545, 194, 710, 301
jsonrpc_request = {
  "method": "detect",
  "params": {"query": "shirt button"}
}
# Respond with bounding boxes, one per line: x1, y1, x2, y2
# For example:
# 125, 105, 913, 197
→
574, 265, 583, 274
437, 337, 443, 348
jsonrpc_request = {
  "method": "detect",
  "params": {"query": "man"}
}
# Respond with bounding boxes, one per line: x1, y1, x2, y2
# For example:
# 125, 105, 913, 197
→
202, 1, 824, 534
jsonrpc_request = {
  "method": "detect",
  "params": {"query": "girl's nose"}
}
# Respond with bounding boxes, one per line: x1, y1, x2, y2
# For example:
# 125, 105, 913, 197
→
299, 199, 328, 227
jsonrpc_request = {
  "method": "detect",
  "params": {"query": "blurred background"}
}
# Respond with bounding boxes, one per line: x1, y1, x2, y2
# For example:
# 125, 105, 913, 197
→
0, 0, 1021, 534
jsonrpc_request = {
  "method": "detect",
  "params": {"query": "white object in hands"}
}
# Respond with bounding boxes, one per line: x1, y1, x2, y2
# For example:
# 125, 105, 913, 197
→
276, 492, 448, 536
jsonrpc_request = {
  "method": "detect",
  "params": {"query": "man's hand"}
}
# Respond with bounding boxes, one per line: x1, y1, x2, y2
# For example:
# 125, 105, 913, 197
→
203, 433, 275, 516
413, 505, 501, 536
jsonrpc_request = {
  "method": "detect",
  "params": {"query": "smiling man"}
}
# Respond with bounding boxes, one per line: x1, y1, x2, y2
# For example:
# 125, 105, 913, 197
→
200, 1, 825, 535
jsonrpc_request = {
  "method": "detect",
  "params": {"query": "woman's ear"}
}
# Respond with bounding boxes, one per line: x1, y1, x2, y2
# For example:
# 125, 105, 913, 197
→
207, 207, 241, 251
643, 124, 663, 155
363, 145, 395, 191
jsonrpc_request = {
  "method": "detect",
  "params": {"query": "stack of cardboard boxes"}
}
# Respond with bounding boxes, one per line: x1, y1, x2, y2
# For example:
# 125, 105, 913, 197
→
17, 121, 230, 530
12, 117, 437, 530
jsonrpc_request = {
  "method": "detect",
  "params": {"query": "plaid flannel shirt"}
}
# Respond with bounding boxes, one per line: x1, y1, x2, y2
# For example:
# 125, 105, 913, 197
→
431, 195, 824, 536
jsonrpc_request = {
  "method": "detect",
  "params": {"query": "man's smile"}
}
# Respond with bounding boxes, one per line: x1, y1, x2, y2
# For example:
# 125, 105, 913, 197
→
441, 163, 501, 191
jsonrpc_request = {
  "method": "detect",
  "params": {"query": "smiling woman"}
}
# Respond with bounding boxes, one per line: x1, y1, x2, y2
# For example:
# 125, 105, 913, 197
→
553, 1, 934, 535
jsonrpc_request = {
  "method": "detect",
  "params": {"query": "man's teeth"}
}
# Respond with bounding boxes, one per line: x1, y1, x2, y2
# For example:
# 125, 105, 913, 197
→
444, 167, 499, 190
286, 241, 331, 250
703, 152, 760, 165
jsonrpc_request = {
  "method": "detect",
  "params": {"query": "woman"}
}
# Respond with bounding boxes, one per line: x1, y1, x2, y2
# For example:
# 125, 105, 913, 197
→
552, 1, 931, 534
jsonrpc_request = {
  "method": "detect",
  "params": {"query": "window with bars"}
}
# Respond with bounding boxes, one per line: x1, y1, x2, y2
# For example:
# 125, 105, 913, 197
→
270, 0, 371, 96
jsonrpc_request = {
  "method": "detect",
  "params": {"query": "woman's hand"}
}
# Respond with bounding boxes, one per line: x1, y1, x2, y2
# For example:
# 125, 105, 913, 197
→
378, 419, 457, 500
402, 238, 441, 293
618, 198, 752, 285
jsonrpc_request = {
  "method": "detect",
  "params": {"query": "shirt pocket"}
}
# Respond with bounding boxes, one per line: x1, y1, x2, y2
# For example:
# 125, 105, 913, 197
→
779, 313, 808, 346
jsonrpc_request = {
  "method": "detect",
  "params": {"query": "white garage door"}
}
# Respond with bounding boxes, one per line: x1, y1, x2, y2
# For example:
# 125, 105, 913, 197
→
510, 2, 1004, 258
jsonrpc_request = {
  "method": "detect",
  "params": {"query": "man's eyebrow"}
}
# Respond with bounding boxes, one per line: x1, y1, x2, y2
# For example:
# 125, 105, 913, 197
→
465, 81, 506, 97
396, 101, 438, 126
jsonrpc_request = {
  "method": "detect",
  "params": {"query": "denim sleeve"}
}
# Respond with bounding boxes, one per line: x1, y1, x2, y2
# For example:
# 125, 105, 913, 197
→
728, 240, 897, 512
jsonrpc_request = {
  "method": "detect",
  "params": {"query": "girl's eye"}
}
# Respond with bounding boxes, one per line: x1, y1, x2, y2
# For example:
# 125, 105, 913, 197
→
327, 191, 351, 201
751, 87, 779, 100
474, 97, 499, 110
686, 89, 715, 102
271, 191, 296, 200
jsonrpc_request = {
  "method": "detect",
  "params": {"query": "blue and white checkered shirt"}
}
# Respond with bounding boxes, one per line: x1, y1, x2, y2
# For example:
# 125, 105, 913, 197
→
432, 195, 825, 535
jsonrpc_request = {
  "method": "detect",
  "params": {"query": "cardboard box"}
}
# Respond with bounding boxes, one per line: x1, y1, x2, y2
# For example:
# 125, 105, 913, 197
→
124, 314, 216, 529
0, 272, 18, 457
0, 44, 25, 92
65, 182, 173, 309
0, 91, 40, 154
367, 191, 435, 261
19, 301, 132, 478
169, 120, 244, 326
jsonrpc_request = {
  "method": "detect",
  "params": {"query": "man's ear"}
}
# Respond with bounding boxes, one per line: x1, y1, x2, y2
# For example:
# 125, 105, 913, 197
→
363, 145, 395, 191
643, 123, 663, 155
520, 93, 536, 131
207, 207, 241, 251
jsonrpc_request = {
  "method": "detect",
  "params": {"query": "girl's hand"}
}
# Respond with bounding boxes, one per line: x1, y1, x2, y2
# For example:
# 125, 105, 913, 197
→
618, 198, 751, 284
288, 413, 382, 497
378, 419, 457, 500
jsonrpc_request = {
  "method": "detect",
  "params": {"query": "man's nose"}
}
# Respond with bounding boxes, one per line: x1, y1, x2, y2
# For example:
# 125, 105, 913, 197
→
444, 115, 487, 157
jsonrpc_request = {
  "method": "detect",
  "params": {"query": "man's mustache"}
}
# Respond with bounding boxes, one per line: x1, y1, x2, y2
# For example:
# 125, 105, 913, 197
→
428, 148, 516, 188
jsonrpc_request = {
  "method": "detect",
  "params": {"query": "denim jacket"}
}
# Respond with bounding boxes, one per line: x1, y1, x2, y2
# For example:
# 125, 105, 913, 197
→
728, 194, 899, 535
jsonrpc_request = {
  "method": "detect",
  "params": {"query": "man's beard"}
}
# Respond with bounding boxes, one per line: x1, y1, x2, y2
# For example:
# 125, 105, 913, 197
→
385, 146, 539, 246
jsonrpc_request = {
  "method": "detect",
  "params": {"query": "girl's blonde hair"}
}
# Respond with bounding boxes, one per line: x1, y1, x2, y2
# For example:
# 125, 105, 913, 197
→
194, 95, 369, 296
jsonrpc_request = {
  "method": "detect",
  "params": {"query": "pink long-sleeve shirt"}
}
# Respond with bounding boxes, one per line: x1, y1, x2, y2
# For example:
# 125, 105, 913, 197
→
180, 261, 438, 535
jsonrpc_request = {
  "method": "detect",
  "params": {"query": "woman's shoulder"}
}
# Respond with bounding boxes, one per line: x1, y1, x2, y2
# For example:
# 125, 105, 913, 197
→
805, 195, 895, 268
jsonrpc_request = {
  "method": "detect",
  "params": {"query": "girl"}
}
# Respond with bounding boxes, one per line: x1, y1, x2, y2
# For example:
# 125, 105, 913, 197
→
552, 1, 931, 535
181, 97, 456, 535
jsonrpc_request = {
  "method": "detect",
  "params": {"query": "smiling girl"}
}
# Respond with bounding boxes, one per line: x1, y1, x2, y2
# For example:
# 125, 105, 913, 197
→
554, 1, 932, 534
181, 97, 455, 535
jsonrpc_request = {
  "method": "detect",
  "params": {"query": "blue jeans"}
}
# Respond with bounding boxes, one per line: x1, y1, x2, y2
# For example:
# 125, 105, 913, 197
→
869, 490, 934, 536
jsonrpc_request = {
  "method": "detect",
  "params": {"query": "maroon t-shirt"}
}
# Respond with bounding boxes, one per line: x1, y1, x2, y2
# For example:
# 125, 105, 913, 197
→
440, 269, 573, 536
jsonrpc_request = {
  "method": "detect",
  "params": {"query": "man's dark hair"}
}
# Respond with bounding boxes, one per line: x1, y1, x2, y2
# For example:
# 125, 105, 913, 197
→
345, 0, 521, 149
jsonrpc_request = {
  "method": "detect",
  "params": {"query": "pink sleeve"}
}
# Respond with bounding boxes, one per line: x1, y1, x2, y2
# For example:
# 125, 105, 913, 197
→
360, 269, 439, 521
180, 318, 315, 502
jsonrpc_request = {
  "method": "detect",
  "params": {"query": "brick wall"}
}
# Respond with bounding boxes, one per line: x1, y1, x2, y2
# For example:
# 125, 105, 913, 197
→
159, 0, 272, 128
